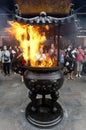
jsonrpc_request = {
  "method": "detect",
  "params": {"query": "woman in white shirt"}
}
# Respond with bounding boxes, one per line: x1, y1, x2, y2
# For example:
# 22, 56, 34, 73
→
2, 45, 11, 76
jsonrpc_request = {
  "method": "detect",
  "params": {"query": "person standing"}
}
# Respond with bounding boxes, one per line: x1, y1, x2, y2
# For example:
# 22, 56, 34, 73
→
64, 45, 76, 80
2, 45, 11, 76
9, 46, 16, 61
81, 48, 86, 75
76, 45, 84, 77
0, 47, 2, 72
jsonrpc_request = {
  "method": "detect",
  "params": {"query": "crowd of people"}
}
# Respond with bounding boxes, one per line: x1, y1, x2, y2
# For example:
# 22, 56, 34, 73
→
0, 45, 21, 76
0, 44, 86, 82
60, 44, 86, 80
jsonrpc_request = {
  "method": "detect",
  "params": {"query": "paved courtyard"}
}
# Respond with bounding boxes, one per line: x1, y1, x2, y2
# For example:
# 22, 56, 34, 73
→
0, 72, 86, 130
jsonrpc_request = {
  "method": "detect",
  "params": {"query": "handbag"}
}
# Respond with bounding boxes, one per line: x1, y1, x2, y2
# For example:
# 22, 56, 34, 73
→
4, 55, 9, 62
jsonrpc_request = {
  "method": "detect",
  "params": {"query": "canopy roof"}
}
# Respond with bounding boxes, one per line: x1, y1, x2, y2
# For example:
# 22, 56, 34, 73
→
15, 0, 71, 15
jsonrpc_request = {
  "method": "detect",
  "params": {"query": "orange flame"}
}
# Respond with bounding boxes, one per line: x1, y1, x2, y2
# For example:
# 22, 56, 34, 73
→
6, 21, 57, 67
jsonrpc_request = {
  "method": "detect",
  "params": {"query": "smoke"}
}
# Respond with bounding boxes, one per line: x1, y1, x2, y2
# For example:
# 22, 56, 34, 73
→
0, 6, 14, 47
0, 10, 8, 46
0, 10, 8, 29
0, 0, 15, 29
0, 0, 16, 47
0, 1, 17, 47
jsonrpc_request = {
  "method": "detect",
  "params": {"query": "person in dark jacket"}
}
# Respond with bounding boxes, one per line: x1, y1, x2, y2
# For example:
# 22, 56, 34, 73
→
64, 45, 76, 80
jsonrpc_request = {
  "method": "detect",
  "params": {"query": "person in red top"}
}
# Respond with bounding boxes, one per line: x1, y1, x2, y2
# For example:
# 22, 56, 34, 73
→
76, 45, 84, 77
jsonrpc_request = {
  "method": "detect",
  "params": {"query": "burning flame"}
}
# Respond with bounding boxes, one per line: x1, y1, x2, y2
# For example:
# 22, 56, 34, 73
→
6, 21, 57, 67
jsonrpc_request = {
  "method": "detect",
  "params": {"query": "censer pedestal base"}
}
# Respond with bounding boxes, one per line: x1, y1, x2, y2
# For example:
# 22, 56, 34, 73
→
25, 99, 63, 128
